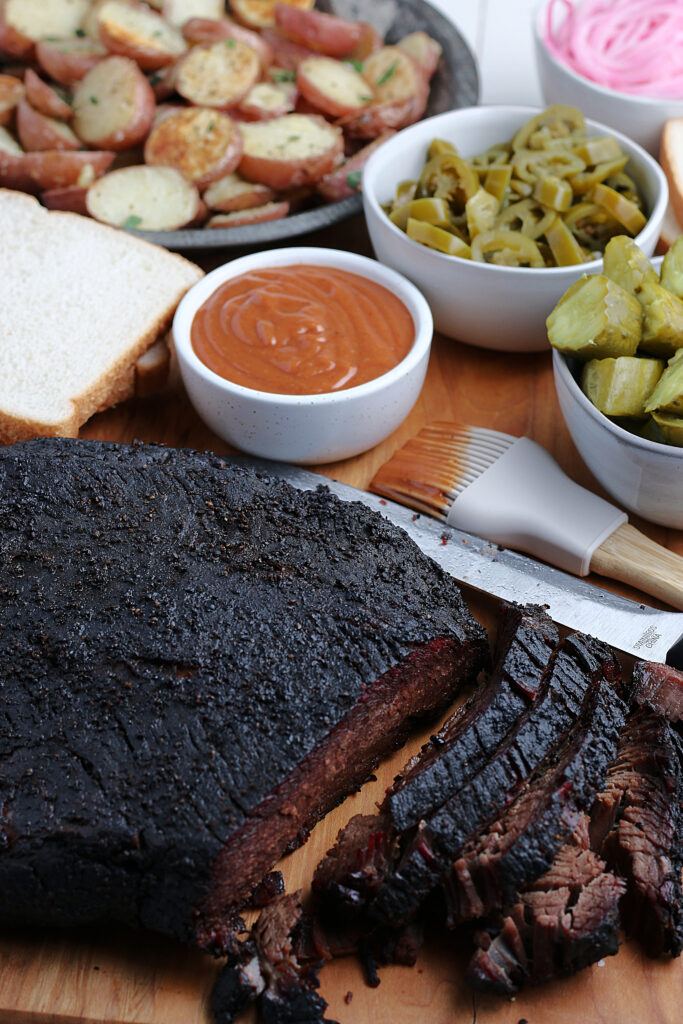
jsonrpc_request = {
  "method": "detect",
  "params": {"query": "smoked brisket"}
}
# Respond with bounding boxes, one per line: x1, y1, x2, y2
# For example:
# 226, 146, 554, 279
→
0, 437, 488, 951
631, 660, 683, 723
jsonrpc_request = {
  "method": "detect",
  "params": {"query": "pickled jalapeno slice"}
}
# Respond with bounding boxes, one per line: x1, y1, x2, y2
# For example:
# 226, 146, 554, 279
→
544, 215, 587, 266
513, 148, 586, 184
511, 104, 586, 152
532, 174, 573, 212
415, 153, 479, 210
590, 183, 647, 235
495, 198, 555, 239
471, 229, 545, 267
406, 217, 472, 257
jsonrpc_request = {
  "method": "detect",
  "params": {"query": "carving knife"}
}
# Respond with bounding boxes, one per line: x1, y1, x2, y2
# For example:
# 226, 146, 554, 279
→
235, 457, 683, 669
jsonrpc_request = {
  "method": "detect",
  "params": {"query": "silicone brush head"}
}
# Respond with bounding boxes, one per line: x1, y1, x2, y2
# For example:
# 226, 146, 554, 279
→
370, 422, 517, 518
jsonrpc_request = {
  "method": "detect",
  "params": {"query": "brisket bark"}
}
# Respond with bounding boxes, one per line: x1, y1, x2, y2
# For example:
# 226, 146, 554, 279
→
0, 437, 488, 951
369, 634, 622, 928
590, 708, 683, 957
467, 817, 625, 995
631, 660, 683, 723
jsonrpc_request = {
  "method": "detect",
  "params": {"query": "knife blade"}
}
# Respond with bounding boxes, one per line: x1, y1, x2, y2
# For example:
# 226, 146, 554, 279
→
234, 456, 683, 669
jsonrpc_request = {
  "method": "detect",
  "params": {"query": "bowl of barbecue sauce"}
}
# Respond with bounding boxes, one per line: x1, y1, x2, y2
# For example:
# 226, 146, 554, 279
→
173, 247, 432, 463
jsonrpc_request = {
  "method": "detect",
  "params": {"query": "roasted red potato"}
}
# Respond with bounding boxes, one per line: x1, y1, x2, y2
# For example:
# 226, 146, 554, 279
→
316, 130, 394, 202
203, 170, 275, 211
97, 0, 188, 70
163, 0, 224, 28
397, 31, 443, 79
297, 56, 373, 118
274, 5, 363, 59
0, 0, 90, 60
86, 163, 200, 229
259, 27, 317, 70
40, 184, 89, 214
0, 73, 24, 127
36, 37, 108, 86
230, 0, 313, 31
144, 107, 243, 188
72, 56, 156, 151
174, 38, 261, 108
349, 22, 382, 61
206, 198, 289, 226
238, 112, 343, 189
16, 100, 81, 151
23, 69, 73, 120
342, 47, 428, 138
0, 148, 115, 192
182, 16, 273, 71
237, 80, 296, 120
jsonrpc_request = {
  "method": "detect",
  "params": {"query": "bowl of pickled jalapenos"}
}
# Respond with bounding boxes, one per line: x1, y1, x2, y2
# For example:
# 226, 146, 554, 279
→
361, 104, 667, 350
551, 236, 683, 528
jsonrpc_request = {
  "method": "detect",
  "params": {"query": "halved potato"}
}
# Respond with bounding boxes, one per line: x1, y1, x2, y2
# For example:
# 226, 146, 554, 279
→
16, 100, 81, 151
182, 17, 274, 71
163, 0, 224, 29
134, 336, 171, 396
238, 112, 343, 189
144, 106, 243, 187
349, 22, 382, 61
203, 170, 275, 210
36, 36, 108, 86
297, 56, 372, 118
206, 199, 289, 226
230, 0, 313, 31
86, 164, 200, 229
40, 184, 89, 214
97, 0, 188, 69
147, 64, 177, 101
260, 27, 316, 70
174, 39, 261, 108
397, 31, 443, 79
237, 80, 296, 120
24, 69, 73, 120
0, 0, 91, 59
72, 56, 156, 151
0, 123, 23, 154
274, 6, 363, 59
0, 74, 24, 127
316, 130, 394, 202
0, 148, 115, 192
342, 48, 428, 138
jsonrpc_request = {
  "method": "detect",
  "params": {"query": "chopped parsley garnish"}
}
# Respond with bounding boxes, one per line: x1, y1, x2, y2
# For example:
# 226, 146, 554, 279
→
288, 135, 300, 142
225, 38, 236, 47
359, 95, 371, 102
346, 59, 363, 72
74, 27, 85, 37
346, 170, 362, 190
272, 69, 295, 82
376, 61, 397, 86
148, 72, 163, 85
122, 215, 143, 230
89, 95, 99, 104
207, 120, 215, 132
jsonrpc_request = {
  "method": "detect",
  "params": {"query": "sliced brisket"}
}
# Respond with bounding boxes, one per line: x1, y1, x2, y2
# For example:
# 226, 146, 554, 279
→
369, 634, 622, 927
631, 660, 683, 723
467, 817, 625, 995
591, 708, 683, 957
0, 437, 488, 951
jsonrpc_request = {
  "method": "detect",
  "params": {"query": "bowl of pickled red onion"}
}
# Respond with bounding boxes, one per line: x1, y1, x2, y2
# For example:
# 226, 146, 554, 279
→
534, 0, 683, 155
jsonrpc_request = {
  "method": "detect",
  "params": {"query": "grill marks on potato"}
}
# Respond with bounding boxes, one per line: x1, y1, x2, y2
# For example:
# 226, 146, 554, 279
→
175, 38, 260, 107
144, 107, 243, 187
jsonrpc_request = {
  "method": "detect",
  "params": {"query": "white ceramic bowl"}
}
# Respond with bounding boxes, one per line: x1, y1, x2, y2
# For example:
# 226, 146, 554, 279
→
552, 265, 683, 528
362, 105, 667, 352
534, 0, 683, 157
173, 247, 433, 465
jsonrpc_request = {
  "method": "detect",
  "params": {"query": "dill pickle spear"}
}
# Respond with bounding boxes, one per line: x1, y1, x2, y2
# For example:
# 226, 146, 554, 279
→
650, 410, 683, 446
406, 218, 472, 257
590, 182, 647, 234
602, 235, 658, 296
581, 356, 664, 417
389, 197, 451, 230
660, 236, 683, 297
638, 282, 683, 357
644, 348, 683, 413
546, 274, 642, 359
532, 174, 572, 211
465, 187, 498, 239
544, 215, 586, 266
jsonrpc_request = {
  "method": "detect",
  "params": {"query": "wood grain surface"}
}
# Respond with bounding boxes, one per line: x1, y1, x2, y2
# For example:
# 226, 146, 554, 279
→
1, 216, 681, 1024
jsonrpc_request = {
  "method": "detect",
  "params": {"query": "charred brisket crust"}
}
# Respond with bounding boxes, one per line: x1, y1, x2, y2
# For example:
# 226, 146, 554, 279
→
632, 660, 683, 723
444, 680, 626, 925
0, 438, 487, 949
467, 819, 625, 995
592, 708, 683, 957
369, 634, 621, 927
385, 603, 559, 833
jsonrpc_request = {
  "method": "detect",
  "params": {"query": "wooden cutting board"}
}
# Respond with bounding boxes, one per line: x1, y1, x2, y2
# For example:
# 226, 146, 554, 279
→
2, 221, 682, 1024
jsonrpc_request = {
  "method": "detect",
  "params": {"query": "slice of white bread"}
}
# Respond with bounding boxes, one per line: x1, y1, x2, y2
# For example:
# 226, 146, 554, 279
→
660, 119, 683, 251
0, 189, 203, 441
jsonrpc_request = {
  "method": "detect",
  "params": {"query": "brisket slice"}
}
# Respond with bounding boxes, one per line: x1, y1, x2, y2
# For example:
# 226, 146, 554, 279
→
631, 660, 683, 723
369, 634, 622, 927
312, 605, 558, 923
590, 708, 683, 957
0, 437, 488, 952
443, 679, 626, 926
385, 602, 559, 832
467, 816, 625, 995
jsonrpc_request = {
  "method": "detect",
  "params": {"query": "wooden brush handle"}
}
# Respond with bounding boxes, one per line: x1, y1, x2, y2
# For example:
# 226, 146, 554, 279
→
590, 523, 683, 610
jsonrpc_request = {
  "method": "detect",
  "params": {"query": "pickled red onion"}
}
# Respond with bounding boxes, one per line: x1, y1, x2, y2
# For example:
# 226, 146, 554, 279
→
544, 0, 683, 98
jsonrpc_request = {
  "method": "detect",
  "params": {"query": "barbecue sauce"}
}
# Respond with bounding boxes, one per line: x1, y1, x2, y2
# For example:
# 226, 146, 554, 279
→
191, 265, 414, 395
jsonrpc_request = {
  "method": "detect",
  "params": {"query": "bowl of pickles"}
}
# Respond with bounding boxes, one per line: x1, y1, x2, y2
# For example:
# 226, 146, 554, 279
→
551, 236, 683, 528
361, 104, 667, 351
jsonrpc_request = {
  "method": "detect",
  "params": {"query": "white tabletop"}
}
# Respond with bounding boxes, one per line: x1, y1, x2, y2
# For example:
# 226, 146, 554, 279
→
430, 0, 544, 106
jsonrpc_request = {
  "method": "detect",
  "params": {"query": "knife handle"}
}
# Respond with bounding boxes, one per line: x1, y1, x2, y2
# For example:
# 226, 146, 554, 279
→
590, 523, 683, 610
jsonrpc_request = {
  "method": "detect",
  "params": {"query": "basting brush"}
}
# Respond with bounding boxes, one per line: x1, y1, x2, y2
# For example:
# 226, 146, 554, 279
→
370, 422, 683, 610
